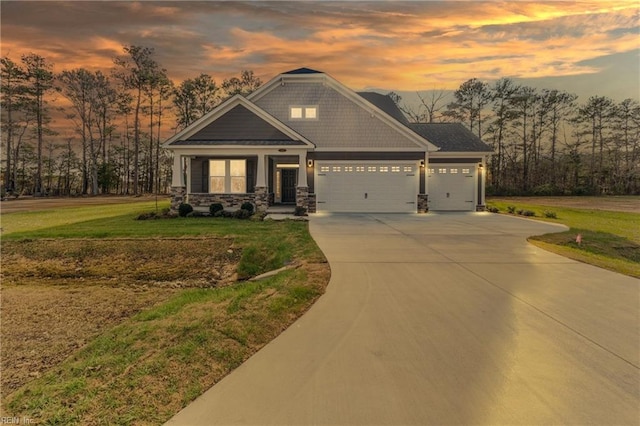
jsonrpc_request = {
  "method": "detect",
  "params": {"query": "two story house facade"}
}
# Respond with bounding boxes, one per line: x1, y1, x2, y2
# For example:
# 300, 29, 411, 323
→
163, 68, 492, 213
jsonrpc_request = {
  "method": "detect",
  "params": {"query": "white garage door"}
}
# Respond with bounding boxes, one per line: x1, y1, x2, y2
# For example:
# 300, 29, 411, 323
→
315, 161, 419, 213
428, 165, 477, 211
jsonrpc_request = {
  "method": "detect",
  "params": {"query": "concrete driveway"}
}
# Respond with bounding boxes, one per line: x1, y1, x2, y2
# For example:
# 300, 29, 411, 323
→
167, 212, 639, 425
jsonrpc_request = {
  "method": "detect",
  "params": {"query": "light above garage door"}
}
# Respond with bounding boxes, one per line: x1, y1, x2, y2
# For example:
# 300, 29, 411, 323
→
315, 161, 419, 213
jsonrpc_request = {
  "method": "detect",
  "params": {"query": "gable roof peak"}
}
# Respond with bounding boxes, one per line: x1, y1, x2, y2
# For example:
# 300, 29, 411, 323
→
283, 67, 324, 75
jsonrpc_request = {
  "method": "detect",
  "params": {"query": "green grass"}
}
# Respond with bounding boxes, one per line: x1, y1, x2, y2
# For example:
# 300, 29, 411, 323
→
2, 200, 329, 424
487, 198, 640, 277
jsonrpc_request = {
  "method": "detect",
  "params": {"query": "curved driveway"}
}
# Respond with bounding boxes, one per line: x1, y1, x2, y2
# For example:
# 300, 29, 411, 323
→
167, 213, 639, 425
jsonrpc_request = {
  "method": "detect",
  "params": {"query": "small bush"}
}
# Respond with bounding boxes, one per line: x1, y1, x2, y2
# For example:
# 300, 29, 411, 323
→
240, 202, 254, 214
178, 203, 194, 217
487, 205, 500, 213
209, 203, 224, 215
543, 210, 557, 219
507, 206, 516, 214
519, 210, 535, 217
294, 206, 307, 216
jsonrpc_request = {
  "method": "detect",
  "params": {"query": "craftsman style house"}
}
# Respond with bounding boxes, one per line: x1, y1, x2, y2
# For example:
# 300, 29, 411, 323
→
163, 68, 492, 213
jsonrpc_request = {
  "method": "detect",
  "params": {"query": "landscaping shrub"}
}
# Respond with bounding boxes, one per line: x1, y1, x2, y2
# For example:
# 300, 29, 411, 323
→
178, 203, 194, 217
294, 206, 307, 216
518, 210, 535, 217
487, 205, 500, 213
240, 202, 254, 215
507, 206, 516, 214
544, 210, 557, 219
209, 203, 224, 215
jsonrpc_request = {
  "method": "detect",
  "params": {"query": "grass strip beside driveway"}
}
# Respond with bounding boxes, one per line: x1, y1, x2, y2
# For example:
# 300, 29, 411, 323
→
487, 198, 640, 278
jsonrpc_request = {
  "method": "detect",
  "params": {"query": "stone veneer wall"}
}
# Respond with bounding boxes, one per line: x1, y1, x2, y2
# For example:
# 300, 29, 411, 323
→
417, 194, 429, 213
296, 187, 311, 212
307, 193, 317, 213
170, 186, 186, 212
253, 187, 269, 212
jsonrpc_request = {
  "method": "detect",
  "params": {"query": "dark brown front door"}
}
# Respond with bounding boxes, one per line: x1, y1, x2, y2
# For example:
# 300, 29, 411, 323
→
281, 169, 297, 203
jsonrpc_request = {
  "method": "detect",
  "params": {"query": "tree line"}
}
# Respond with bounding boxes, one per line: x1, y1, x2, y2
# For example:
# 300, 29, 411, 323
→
1, 45, 262, 197
393, 78, 640, 195
2, 46, 639, 197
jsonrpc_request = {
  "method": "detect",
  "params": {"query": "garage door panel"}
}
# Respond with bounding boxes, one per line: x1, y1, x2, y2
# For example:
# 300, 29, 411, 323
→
316, 162, 418, 213
428, 165, 476, 211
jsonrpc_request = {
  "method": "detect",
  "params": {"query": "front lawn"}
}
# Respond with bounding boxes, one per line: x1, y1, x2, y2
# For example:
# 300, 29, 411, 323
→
0, 201, 329, 424
488, 197, 640, 278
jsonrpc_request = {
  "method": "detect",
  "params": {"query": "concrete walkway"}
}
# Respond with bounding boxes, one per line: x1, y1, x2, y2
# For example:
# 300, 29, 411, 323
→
167, 212, 639, 425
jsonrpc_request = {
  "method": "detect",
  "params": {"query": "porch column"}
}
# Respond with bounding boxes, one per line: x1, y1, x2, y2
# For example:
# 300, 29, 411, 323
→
254, 153, 269, 212
171, 153, 184, 187
256, 153, 267, 188
297, 153, 308, 187
170, 152, 186, 213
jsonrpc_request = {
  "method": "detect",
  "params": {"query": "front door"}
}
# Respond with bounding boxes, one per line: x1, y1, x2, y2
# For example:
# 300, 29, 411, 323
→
281, 169, 297, 203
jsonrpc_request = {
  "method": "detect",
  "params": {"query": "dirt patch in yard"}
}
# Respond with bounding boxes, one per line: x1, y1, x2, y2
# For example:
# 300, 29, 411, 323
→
1, 284, 178, 395
0, 237, 240, 396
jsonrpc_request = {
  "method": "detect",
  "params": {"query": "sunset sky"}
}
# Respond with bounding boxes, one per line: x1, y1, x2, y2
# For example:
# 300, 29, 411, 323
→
2, 0, 639, 105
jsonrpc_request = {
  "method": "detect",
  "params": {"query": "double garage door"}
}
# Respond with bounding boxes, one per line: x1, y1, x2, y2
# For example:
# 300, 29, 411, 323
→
315, 161, 418, 213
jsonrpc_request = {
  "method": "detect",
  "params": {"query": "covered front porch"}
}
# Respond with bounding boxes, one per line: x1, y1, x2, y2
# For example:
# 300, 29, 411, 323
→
170, 148, 315, 213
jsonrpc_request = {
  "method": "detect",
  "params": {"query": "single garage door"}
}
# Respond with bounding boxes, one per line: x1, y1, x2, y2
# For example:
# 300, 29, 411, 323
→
315, 161, 419, 213
428, 164, 476, 211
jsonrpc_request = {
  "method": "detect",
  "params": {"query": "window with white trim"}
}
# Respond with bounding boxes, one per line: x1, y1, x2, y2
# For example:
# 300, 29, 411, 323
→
438, 168, 447, 174
209, 159, 246, 193
368, 166, 377, 172
428, 168, 435, 175
356, 166, 365, 172
462, 168, 470, 174
345, 166, 353, 172
332, 166, 341, 172
391, 166, 400, 172
404, 166, 413, 172
320, 166, 330, 172
450, 168, 459, 174
289, 105, 318, 120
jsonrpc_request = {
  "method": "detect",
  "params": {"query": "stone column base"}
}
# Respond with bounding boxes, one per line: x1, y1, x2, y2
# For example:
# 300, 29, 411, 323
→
170, 186, 186, 212
254, 186, 269, 212
476, 204, 486, 212
417, 194, 429, 213
296, 186, 310, 211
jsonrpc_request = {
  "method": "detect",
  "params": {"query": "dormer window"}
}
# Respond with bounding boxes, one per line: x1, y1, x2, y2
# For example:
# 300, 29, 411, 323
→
290, 105, 318, 120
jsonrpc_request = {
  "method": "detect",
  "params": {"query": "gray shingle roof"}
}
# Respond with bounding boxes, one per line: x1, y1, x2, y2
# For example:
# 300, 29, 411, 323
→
408, 123, 492, 152
169, 139, 306, 146
184, 104, 292, 142
357, 92, 410, 125
356, 92, 492, 153
283, 67, 324, 74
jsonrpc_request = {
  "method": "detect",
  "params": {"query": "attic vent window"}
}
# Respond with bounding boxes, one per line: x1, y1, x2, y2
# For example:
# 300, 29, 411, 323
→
289, 105, 318, 120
